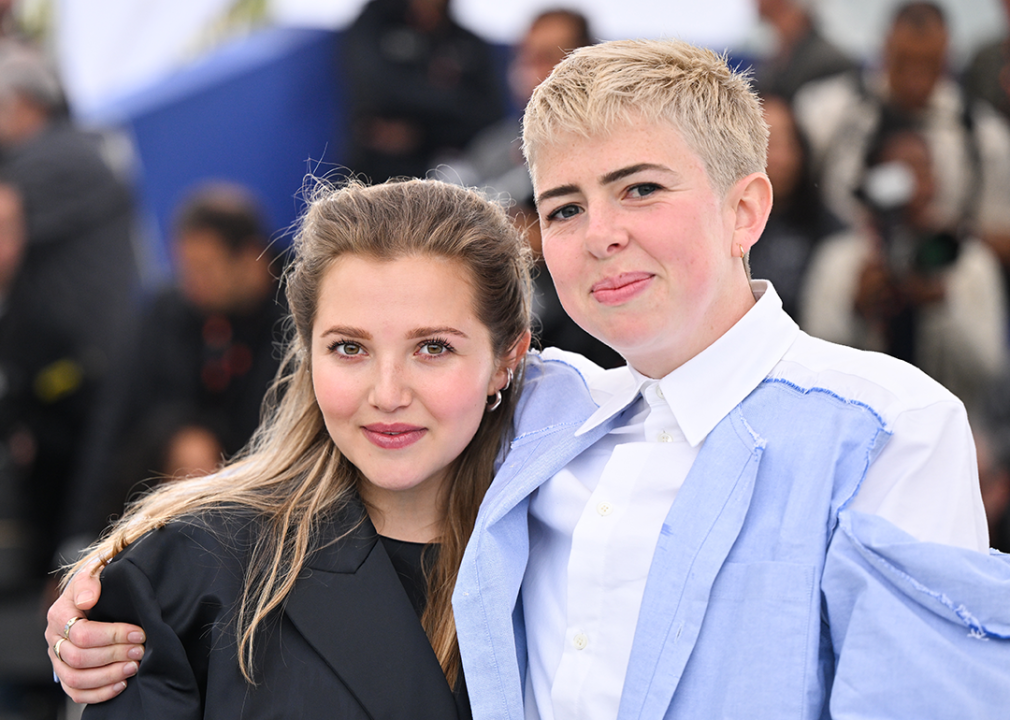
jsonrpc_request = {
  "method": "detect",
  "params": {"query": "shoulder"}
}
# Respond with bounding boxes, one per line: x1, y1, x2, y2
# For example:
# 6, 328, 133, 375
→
514, 350, 603, 432
91, 510, 264, 637
522, 349, 599, 395
769, 332, 965, 431
104, 509, 259, 582
793, 71, 861, 115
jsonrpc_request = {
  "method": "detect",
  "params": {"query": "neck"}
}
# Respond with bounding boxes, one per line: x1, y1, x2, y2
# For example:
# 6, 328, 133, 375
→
629, 276, 756, 379
359, 480, 445, 543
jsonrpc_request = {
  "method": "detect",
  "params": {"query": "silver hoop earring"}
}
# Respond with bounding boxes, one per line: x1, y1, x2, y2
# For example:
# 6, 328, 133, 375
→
487, 366, 514, 412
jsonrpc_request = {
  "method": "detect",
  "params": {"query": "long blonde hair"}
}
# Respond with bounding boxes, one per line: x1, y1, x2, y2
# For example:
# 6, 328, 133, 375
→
66, 178, 533, 687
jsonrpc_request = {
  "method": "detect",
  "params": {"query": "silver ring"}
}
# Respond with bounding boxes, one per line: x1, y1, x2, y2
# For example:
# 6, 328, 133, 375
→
63, 615, 82, 640
54, 637, 66, 663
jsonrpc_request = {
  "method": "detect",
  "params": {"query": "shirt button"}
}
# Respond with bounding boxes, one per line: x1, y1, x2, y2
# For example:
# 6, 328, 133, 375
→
659, 432, 673, 443
573, 633, 589, 650
597, 501, 614, 516
656, 386, 665, 400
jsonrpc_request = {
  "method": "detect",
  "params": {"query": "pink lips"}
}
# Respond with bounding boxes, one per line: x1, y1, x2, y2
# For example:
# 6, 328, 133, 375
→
590, 272, 653, 306
362, 423, 426, 450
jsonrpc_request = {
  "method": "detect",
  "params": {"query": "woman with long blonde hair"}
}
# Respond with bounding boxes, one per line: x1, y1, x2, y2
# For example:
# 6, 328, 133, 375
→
59, 177, 532, 719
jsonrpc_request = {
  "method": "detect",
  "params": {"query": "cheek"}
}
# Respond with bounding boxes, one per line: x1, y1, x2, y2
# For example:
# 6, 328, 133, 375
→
424, 371, 491, 431
542, 239, 581, 302
312, 364, 359, 431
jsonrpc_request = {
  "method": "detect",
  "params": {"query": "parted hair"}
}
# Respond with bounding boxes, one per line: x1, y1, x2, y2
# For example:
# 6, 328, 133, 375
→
66, 178, 533, 687
522, 38, 769, 197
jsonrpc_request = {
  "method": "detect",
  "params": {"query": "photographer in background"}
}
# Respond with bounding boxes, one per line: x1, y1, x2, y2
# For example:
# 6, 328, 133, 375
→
800, 124, 1007, 414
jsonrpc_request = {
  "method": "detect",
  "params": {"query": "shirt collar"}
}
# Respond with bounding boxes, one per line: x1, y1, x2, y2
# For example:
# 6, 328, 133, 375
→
575, 281, 799, 445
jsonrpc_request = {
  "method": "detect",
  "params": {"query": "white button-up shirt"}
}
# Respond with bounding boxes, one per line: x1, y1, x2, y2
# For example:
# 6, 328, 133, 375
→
522, 281, 988, 720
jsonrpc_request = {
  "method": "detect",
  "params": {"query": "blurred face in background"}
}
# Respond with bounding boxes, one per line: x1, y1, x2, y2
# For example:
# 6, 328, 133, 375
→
763, 96, 804, 202
510, 14, 586, 104
174, 229, 262, 314
885, 17, 947, 111
162, 425, 224, 481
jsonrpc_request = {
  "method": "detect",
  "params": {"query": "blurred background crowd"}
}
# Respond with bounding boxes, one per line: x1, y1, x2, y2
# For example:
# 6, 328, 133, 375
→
2, 0, 1010, 717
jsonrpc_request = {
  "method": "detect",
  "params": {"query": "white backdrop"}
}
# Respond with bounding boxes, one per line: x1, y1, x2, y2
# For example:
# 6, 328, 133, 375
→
52, 0, 1009, 115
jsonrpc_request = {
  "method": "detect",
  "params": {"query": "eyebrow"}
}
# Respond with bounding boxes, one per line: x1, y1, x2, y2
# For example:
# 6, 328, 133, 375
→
535, 163, 677, 206
319, 325, 469, 340
408, 326, 469, 340
320, 325, 371, 340
536, 183, 579, 207
601, 163, 674, 185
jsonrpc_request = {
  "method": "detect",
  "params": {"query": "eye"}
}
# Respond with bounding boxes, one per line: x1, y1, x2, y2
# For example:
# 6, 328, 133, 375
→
544, 203, 582, 222
329, 340, 365, 356
627, 182, 661, 199
418, 338, 455, 356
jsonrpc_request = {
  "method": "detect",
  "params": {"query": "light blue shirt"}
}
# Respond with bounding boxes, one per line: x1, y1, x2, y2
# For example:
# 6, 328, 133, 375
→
453, 283, 1010, 720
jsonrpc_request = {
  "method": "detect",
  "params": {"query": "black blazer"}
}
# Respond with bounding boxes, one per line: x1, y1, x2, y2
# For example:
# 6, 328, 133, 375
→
85, 505, 467, 719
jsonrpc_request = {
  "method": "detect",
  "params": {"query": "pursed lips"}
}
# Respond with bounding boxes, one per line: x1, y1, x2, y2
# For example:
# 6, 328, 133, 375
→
589, 272, 654, 305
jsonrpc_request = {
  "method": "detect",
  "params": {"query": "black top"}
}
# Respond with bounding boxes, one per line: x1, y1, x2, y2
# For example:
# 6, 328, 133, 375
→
377, 536, 472, 719
379, 535, 432, 619
86, 506, 468, 719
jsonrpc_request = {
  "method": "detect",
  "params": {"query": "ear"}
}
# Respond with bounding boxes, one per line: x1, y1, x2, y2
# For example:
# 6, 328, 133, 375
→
490, 330, 532, 394
728, 172, 773, 255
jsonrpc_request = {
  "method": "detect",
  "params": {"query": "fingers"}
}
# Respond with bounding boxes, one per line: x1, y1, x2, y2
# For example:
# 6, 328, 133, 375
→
52, 620, 145, 664
48, 621, 143, 700
70, 560, 104, 609
49, 639, 135, 704
46, 566, 146, 698
46, 579, 88, 645
67, 618, 146, 649
47, 568, 145, 652
60, 678, 129, 706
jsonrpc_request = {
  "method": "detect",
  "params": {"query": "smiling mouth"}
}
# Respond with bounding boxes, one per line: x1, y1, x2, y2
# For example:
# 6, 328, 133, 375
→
362, 424, 426, 450
590, 272, 653, 305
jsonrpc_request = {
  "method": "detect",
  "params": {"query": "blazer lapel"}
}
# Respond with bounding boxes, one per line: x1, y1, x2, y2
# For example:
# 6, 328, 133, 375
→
285, 512, 458, 720
618, 408, 764, 720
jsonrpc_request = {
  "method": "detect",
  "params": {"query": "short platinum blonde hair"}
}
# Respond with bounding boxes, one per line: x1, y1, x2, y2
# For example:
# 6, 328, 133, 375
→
522, 39, 769, 196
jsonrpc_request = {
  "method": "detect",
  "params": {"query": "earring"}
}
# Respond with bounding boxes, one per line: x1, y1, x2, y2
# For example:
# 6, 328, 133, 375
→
736, 243, 745, 258
487, 367, 513, 412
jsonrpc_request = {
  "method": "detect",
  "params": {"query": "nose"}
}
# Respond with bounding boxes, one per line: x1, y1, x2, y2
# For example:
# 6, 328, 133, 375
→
368, 360, 411, 412
583, 204, 629, 259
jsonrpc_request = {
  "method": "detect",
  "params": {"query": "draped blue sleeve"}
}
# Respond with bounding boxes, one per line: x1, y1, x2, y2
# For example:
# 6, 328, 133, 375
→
823, 510, 1010, 718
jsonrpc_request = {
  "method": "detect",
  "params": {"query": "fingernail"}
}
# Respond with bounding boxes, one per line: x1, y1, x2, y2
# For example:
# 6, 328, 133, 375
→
128, 646, 144, 660
117, 681, 127, 693
124, 662, 138, 677
128, 631, 146, 644
75, 590, 94, 605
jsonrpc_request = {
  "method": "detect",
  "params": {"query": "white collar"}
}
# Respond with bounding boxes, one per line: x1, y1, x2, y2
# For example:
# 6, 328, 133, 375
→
575, 281, 799, 446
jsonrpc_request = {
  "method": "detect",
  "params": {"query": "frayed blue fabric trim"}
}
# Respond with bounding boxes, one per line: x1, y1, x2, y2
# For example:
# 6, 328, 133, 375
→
840, 516, 1009, 640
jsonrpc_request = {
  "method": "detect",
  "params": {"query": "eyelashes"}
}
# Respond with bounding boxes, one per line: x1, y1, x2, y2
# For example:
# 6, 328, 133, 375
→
325, 337, 457, 357
418, 337, 456, 356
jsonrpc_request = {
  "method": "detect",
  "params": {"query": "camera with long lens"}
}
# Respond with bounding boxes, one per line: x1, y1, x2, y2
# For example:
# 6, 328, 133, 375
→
858, 160, 959, 277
